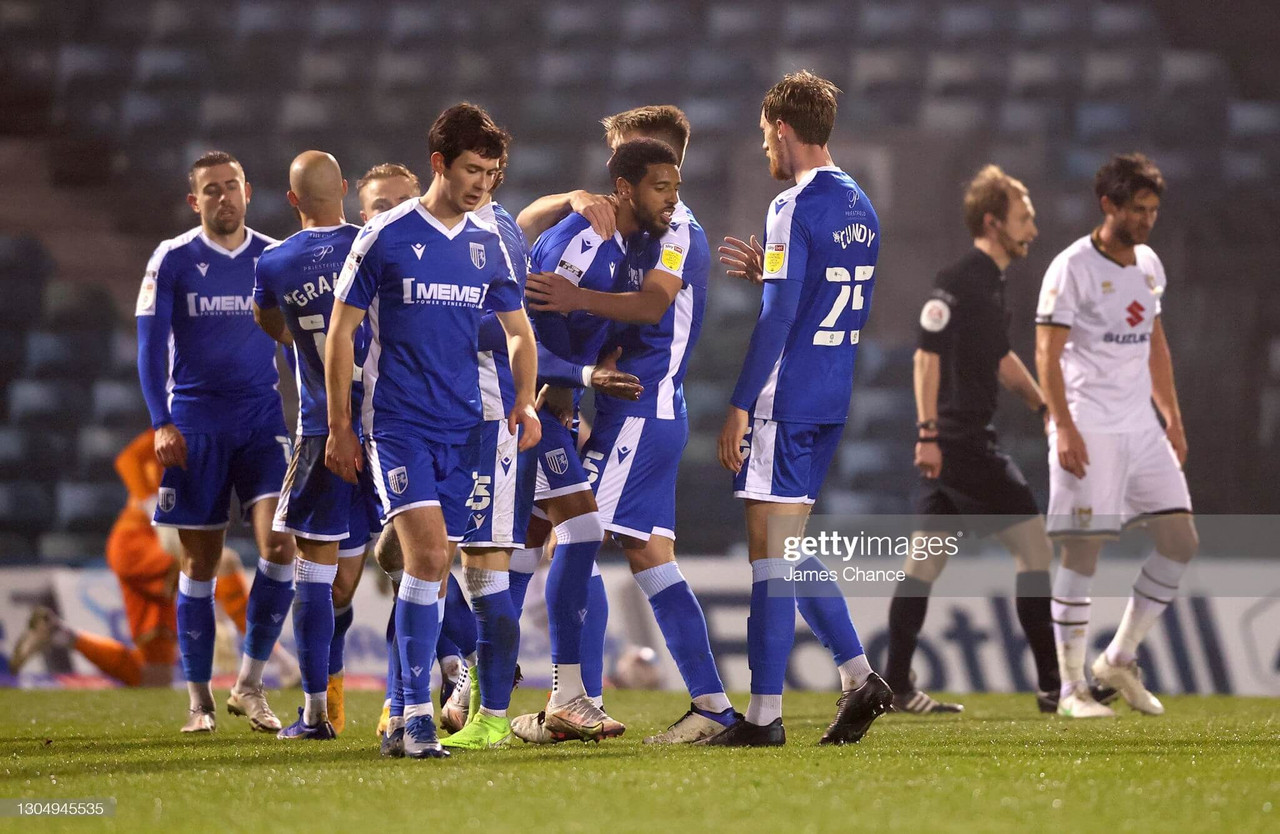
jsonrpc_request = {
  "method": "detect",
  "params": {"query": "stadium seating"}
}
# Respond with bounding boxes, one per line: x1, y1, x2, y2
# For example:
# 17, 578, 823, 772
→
0, 0, 1277, 559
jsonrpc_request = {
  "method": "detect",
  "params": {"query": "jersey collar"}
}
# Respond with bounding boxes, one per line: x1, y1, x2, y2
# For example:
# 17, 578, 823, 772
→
1089, 229, 1131, 268
969, 247, 1005, 285
200, 228, 258, 259
414, 202, 471, 240
796, 164, 843, 188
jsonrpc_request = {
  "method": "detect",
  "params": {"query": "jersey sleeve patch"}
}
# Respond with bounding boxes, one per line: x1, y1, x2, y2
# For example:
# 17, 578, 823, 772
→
556, 259, 584, 284
660, 242, 685, 272
920, 297, 951, 332
763, 243, 786, 275
136, 272, 158, 316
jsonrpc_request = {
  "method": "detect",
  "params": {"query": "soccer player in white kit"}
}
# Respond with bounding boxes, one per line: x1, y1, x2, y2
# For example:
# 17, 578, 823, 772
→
1035, 153, 1198, 718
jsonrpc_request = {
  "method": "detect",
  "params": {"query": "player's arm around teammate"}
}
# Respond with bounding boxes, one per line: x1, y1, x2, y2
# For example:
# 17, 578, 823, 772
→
516, 189, 616, 244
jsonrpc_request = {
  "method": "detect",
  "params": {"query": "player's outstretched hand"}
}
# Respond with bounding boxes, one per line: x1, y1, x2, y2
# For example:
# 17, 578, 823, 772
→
591, 347, 643, 401
915, 441, 942, 479
154, 423, 188, 470
569, 191, 617, 239
526, 271, 582, 314
719, 235, 764, 284
718, 406, 750, 473
1057, 423, 1089, 479
1166, 420, 1188, 465
510, 400, 542, 452
325, 426, 364, 485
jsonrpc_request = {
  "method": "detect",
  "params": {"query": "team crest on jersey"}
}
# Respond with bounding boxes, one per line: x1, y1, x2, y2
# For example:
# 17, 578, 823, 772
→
545, 448, 569, 476
470, 242, 486, 270
764, 243, 786, 275
661, 243, 684, 272
387, 466, 409, 495
1144, 273, 1163, 296
158, 488, 176, 513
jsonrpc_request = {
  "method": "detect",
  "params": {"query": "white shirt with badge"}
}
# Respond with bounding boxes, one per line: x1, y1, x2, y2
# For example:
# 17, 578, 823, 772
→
1036, 234, 1166, 434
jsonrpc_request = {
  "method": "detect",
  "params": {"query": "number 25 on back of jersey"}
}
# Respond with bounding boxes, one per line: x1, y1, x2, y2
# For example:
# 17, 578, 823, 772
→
814, 265, 874, 346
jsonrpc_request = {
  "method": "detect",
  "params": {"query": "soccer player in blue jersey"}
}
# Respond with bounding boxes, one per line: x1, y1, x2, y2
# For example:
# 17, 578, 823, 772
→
524, 137, 738, 743
433, 160, 540, 750
136, 151, 297, 734
251, 150, 381, 740
500, 172, 634, 745
710, 72, 892, 746
325, 104, 541, 759
511, 106, 690, 738
353, 165, 495, 755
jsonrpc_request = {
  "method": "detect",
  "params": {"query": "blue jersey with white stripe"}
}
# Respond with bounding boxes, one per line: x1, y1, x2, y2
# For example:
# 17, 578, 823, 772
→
136, 227, 284, 433
599, 202, 708, 420
335, 199, 522, 442
253, 223, 362, 437
733, 167, 879, 424
474, 201, 527, 417
528, 212, 628, 404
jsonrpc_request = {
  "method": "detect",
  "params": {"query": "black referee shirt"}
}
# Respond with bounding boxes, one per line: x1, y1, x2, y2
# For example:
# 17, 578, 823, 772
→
917, 248, 1011, 437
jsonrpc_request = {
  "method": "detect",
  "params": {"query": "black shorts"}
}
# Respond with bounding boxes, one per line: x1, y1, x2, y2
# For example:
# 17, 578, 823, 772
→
912, 434, 1039, 536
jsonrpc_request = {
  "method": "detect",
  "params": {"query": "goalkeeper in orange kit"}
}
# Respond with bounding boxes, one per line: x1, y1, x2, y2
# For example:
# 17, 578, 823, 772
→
10, 430, 261, 685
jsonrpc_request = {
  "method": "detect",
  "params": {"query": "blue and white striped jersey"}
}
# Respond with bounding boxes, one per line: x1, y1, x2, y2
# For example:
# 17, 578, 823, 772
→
473, 201, 528, 418
253, 223, 363, 438
334, 199, 522, 442
136, 227, 283, 433
599, 201, 708, 420
528, 212, 628, 406
731, 167, 880, 424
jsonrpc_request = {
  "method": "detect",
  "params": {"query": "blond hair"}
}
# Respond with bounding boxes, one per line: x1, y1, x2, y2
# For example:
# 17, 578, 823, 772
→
963, 164, 1028, 238
601, 105, 691, 164
356, 163, 420, 195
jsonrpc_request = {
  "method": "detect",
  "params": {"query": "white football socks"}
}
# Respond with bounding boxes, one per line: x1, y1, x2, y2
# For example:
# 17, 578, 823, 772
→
549, 663, 586, 708
304, 691, 327, 726
838, 654, 873, 691
1052, 566, 1093, 698
1106, 552, 1188, 666
745, 694, 782, 726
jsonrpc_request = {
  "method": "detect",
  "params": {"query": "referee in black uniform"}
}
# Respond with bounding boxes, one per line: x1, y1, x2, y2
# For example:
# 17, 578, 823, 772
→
885, 165, 1063, 714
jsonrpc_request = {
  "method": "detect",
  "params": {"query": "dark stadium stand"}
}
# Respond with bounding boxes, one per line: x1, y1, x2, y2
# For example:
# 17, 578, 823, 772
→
1, 0, 1278, 561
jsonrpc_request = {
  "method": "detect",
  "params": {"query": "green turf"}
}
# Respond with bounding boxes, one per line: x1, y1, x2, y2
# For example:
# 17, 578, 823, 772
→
1, 689, 1275, 833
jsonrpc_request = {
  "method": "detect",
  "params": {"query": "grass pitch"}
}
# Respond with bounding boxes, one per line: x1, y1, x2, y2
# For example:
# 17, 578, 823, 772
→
1, 688, 1275, 833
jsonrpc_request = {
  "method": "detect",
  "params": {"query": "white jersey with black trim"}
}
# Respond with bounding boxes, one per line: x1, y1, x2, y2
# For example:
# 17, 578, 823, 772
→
1036, 234, 1167, 433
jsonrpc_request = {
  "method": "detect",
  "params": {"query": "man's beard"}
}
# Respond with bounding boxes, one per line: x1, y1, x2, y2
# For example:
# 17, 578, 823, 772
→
636, 205, 668, 236
210, 213, 240, 235
1001, 230, 1028, 261
769, 154, 790, 181
1113, 225, 1138, 247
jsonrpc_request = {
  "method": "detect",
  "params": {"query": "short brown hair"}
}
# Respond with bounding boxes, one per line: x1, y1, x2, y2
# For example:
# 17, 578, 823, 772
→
963, 164, 1029, 238
356, 163, 420, 195
188, 150, 242, 191
761, 71, 841, 146
428, 103, 510, 168
601, 105, 691, 164
1095, 152, 1164, 208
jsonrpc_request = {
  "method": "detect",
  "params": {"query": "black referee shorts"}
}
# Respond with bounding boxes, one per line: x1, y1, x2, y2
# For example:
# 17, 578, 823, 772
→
912, 433, 1040, 536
